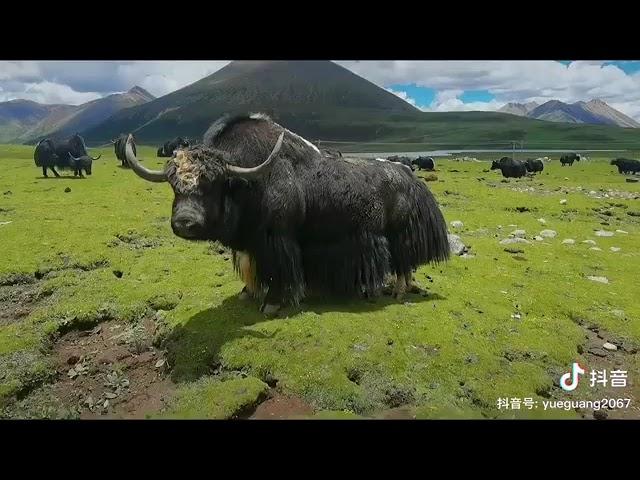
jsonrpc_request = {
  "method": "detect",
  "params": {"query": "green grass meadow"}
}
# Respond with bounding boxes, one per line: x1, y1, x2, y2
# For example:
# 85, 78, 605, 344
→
1, 144, 638, 419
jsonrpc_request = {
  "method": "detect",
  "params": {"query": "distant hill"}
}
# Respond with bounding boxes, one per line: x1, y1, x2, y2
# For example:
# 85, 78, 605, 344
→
498, 101, 539, 117
81, 60, 420, 144
0, 86, 155, 144
499, 99, 640, 128
0, 100, 75, 143
8, 61, 640, 151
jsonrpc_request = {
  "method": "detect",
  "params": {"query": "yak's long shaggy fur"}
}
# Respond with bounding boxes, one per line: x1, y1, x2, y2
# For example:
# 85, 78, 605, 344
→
170, 113, 449, 306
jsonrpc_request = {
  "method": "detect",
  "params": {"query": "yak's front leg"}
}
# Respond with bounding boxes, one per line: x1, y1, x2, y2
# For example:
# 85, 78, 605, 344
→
254, 235, 305, 316
50, 166, 61, 177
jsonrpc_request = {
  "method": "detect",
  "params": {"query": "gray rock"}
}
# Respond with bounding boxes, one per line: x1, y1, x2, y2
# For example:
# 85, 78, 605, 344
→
537, 218, 546, 224
450, 220, 464, 229
582, 240, 596, 245
587, 276, 609, 284
615, 230, 628, 234
595, 230, 614, 237
560, 199, 567, 205
603, 342, 618, 351
510, 229, 526, 238
500, 237, 531, 245
589, 247, 602, 251
610, 247, 621, 252
534, 236, 543, 241
448, 234, 468, 256
562, 239, 575, 245
539, 229, 557, 238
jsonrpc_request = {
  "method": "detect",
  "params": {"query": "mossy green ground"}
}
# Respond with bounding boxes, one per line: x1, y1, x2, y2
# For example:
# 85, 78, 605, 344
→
1, 145, 638, 418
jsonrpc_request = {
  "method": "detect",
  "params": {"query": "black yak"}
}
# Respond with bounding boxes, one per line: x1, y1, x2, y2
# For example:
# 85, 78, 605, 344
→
112, 134, 136, 167
157, 137, 190, 157
610, 158, 640, 174
412, 156, 435, 171
560, 153, 580, 166
123, 113, 450, 315
491, 158, 527, 178
525, 158, 544, 173
34, 135, 100, 177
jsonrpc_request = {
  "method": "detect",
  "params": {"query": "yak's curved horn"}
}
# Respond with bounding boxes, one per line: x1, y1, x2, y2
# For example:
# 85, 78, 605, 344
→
226, 132, 284, 179
68, 152, 80, 161
91, 153, 102, 160
125, 134, 167, 183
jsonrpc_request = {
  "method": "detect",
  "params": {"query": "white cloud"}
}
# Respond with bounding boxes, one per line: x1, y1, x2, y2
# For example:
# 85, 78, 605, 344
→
337, 61, 640, 119
385, 88, 417, 107
0, 61, 230, 105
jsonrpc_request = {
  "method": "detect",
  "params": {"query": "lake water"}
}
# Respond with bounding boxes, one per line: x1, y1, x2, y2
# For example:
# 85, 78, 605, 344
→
350, 149, 627, 158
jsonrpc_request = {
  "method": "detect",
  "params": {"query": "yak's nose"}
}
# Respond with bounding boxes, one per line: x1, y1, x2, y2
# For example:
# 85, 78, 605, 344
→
171, 214, 202, 238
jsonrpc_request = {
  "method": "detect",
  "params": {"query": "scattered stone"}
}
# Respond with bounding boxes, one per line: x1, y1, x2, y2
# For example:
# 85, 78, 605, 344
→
588, 348, 608, 358
603, 342, 618, 351
0, 221, 12, 227
589, 190, 597, 195
154, 359, 166, 369
504, 248, 524, 254
450, 220, 464, 229
510, 229, 526, 238
610, 247, 621, 252
589, 247, 602, 251
582, 240, 596, 245
448, 234, 469, 256
615, 230, 628, 234
594, 230, 614, 237
3, 191, 12, 195
537, 218, 546, 224
534, 236, 543, 241
560, 199, 567, 205
562, 239, 575, 245
112, 270, 123, 279
564, 177, 569, 181
626, 178, 639, 183
460, 253, 475, 259
539, 229, 557, 238
511, 313, 522, 320
64, 187, 71, 193
500, 238, 530, 245
497, 225, 502, 229
627, 211, 640, 217
587, 276, 609, 284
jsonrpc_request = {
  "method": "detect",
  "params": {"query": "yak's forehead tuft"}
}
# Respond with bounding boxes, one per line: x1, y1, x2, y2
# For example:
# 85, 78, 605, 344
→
167, 147, 228, 193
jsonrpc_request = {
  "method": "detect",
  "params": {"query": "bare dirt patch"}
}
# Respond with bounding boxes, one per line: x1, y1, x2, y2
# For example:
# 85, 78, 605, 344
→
6, 318, 176, 419
249, 392, 315, 419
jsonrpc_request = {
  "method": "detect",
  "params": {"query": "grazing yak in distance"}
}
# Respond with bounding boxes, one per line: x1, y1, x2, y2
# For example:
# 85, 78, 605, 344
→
525, 158, 544, 173
560, 153, 580, 166
490, 157, 527, 178
386, 155, 414, 171
123, 113, 450, 315
112, 134, 136, 167
611, 158, 640, 174
157, 137, 190, 157
412, 156, 435, 171
34, 134, 100, 177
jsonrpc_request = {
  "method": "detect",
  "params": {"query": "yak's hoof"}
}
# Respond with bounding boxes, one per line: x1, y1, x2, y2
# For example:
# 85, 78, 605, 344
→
260, 303, 281, 316
238, 285, 252, 300
393, 292, 405, 301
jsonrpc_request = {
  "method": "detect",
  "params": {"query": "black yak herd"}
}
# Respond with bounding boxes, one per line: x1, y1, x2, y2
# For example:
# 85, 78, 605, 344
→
30, 118, 639, 314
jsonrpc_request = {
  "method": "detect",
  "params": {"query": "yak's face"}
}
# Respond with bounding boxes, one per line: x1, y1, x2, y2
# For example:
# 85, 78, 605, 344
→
166, 147, 231, 241
490, 161, 500, 170
610, 159, 618, 165
73, 156, 92, 175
